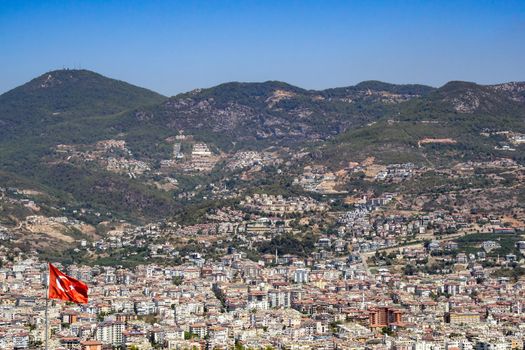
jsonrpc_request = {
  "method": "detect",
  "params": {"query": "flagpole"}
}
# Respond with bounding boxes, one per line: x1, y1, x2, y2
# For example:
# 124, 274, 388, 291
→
45, 263, 49, 350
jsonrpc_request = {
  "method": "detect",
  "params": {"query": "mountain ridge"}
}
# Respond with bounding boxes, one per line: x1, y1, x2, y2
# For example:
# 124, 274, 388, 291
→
1, 69, 525, 225
3, 69, 523, 100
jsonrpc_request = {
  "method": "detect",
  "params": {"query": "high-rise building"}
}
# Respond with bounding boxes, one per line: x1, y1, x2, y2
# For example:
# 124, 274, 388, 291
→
368, 307, 403, 329
294, 268, 309, 284
96, 321, 124, 346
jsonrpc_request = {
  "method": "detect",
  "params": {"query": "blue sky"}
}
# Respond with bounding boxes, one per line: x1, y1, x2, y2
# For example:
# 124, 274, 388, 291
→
1, 0, 524, 95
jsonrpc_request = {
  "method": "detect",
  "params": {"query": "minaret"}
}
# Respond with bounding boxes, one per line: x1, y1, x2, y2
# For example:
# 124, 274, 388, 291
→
275, 249, 278, 264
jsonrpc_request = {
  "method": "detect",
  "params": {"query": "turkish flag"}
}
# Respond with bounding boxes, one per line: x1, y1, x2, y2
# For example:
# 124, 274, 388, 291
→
48, 263, 88, 304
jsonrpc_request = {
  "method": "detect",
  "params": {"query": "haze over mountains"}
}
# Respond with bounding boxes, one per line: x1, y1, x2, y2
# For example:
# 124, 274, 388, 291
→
0, 69, 524, 235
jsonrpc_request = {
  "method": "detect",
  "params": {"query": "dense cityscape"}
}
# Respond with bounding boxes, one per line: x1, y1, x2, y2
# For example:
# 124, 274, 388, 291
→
2, 1, 525, 349
1, 144, 524, 349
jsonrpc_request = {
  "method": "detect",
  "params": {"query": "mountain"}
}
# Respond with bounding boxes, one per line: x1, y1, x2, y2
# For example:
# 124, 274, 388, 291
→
1, 69, 524, 226
317, 81, 525, 167
0, 70, 169, 223
107, 80, 435, 154
0, 69, 166, 141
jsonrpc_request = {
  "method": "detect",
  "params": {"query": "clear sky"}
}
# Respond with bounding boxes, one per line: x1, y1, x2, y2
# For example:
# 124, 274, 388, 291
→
1, 0, 524, 96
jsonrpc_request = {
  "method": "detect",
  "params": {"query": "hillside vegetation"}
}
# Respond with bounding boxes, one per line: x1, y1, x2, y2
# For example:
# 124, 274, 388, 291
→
1, 69, 524, 224
318, 81, 525, 166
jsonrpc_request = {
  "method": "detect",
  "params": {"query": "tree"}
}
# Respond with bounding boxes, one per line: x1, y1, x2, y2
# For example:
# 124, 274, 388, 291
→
172, 276, 184, 286
403, 264, 417, 276
381, 326, 394, 336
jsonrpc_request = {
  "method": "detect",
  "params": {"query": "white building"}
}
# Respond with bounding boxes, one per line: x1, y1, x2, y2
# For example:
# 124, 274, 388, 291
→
97, 321, 124, 346
294, 268, 309, 284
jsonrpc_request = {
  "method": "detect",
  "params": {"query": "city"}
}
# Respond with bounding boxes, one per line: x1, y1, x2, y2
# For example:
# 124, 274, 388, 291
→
1, 1, 525, 349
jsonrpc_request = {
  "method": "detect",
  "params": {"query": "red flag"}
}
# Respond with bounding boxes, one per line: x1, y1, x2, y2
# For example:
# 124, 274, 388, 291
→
48, 263, 88, 304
